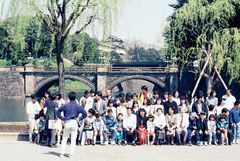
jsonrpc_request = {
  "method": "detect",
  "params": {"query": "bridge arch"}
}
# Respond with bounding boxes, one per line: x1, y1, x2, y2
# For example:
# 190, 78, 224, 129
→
107, 75, 166, 90
34, 75, 95, 96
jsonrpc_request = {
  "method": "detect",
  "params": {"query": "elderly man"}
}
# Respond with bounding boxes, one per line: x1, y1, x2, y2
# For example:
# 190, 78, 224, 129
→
176, 107, 189, 145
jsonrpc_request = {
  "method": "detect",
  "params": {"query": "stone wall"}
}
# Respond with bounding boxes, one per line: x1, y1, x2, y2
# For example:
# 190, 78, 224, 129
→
0, 72, 24, 97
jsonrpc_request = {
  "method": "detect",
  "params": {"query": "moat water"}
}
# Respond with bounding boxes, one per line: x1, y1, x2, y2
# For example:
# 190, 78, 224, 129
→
0, 92, 85, 122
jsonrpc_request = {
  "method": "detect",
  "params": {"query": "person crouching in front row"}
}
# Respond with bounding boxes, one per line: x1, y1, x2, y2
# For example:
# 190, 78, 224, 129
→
187, 112, 198, 146
196, 112, 209, 146
217, 114, 229, 145
103, 109, 117, 145
147, 115, 155, 145
93, 113, 104, 145
81, 109, 95, 145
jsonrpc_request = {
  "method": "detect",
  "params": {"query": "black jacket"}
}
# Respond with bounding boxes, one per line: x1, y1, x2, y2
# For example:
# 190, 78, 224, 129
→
137, 116, 148, 129
163, 101, 178, 115
192, 101, 208, 115
45, 99, 58, 120
197, 119, 208, 131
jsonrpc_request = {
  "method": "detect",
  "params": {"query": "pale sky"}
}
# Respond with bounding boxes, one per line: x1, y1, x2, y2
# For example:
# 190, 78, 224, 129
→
112, 0, 176, 48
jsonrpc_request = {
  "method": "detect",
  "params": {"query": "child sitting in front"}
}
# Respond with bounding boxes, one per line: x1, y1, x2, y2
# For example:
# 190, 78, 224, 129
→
217, 115, 228, 145
196, 112, 209, 146
93, 113, 104, 145
208, 114, 217, 145
116, 113, 124, 145
147, 115, 155, 145
187, 112, 198, 145
81, 109, 95, 145
32, 111, 45, 144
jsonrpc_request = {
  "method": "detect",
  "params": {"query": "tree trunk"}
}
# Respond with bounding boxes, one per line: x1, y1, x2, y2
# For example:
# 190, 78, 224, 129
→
206, 75, 213, 95
55, 35, 65, 98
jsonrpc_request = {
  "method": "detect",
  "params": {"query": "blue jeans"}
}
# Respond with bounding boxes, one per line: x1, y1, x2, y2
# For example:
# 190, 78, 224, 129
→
232, 122, 240, 142
104, 127, 117, 142
187, 128, 198, 144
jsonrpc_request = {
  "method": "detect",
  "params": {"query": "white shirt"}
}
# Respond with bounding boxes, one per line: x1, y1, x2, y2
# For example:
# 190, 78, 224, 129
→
176, 113, 189, 130
141, 105, 151, 116
222, 95, 236, 110
123, 114, 136, 129
216, 105, 225, 116
173, 98, 181, 106
154, 114, 166, 128
117, 105, 127, 117
57, 98, 65, 108
79, 96, 87, 107
85, 97, 94, 112
26, 101, 41, 119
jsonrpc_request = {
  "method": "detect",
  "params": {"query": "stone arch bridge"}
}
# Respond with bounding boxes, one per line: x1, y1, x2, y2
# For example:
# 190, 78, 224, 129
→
1, 65, 178, 97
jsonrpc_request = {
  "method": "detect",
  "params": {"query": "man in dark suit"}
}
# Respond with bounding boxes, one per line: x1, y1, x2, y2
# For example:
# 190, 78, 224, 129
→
164, 93, 178, 115
192, 95, 208, 116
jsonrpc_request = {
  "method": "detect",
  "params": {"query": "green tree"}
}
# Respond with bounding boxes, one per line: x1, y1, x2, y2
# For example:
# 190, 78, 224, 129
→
0, 16, 30, 65
128, 44, 161, 62
2, 0, 122, 97
165, 0, 240, 92
24, 19, 39, 58
37, 24, 53, 58
82, 34, 100, 63
0, 26, 8, 59
110, 51, 123, 63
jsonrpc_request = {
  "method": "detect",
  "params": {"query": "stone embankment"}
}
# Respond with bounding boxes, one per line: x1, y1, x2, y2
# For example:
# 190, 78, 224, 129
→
0, 72, 24, 97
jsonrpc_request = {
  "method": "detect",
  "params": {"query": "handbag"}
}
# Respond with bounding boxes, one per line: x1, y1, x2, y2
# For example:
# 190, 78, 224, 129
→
48, 120, 56, 129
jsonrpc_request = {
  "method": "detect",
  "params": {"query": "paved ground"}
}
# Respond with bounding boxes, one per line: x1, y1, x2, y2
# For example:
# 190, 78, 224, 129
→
0, 141, 239, 161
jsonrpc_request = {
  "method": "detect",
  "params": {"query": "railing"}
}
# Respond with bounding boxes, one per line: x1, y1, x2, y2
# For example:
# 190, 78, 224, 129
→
107, 67, 168, 73
31, 66, 98, 73
1, 66, 176, 74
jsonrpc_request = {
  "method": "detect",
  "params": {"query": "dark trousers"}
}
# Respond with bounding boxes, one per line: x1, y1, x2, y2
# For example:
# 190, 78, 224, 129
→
196, 130, 209, 142
123, 129, 137, 143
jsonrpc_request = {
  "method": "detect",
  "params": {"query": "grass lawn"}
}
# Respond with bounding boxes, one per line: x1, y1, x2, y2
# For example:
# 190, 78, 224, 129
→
0, 59, 7, 67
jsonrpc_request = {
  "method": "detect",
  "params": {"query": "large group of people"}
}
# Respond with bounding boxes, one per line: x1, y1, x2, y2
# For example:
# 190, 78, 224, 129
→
26, 86, 240, 158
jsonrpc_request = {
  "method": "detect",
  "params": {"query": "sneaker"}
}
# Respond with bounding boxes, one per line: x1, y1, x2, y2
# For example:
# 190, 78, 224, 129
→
204, 142, 208, 146
213, 142, 217, 145
188, 142, 192, 146
104, 141, 108, 145
236, 140, 239, 144
209, 142, 212, 145
196, 141, 201, 146
111, 141, 116, 145
59, 154, 63, 158
132, 141, 136, 146
67, 154, 73, 159
232, 140, 236, 144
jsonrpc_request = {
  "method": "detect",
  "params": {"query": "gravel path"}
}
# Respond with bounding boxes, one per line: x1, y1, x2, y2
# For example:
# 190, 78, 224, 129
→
0, 141, 239, 161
